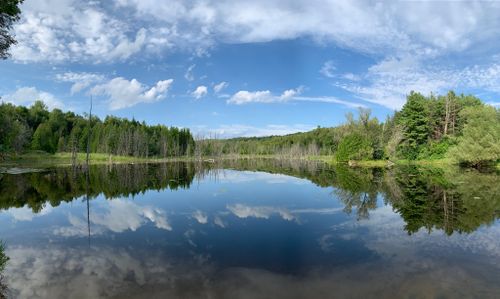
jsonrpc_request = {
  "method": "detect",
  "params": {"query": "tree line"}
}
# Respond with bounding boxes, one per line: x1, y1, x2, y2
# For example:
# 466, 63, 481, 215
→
0, 101, 195, 158
1, 91, 499, 167
197, 91, 500, 167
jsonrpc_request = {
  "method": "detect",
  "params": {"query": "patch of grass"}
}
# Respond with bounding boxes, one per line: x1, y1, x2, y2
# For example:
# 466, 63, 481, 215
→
306, 155, 457, 168
0, 151, 195, 168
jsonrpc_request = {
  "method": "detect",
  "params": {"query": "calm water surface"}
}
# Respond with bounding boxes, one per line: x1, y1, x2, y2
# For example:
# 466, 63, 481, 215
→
0, 160, 498, 298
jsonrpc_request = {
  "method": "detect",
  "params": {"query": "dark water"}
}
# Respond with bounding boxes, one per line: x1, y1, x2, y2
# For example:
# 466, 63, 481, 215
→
0, 160, 498, 298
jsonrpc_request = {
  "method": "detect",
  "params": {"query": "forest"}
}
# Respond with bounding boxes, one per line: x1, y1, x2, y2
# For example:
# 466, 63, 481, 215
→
197, 91, 500, 167
0, 101, 195, 158
1, 91, 499, 168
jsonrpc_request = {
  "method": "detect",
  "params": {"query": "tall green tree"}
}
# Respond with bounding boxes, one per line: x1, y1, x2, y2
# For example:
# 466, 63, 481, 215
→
398, 92, 430, 159
0, 0, 24, 59
335, 133, 373, 162
448, 105, 500, 167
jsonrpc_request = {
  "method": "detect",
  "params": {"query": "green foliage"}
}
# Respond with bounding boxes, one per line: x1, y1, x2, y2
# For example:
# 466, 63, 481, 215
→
335, 133, 373, 162
0, 241, 8, 273
0, 163, 198, 213
0, 103, 31, 153
448, 105, 500, 167
417, 138, 454, 160
397, 92, 430, 159
0, 102, 195, 158
0, 0, 24, 59
0, 91, 496, 169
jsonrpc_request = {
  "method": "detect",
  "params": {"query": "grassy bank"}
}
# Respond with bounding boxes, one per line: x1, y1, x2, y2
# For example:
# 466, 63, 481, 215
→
1, 151, 497, 169
307, 155, 461, 167
0, 151, 194, 168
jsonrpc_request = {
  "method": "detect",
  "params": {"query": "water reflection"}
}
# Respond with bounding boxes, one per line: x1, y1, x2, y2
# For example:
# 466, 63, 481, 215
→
1, 160, 499, 235
0, 160, 498, 298
0, 242, 8, 298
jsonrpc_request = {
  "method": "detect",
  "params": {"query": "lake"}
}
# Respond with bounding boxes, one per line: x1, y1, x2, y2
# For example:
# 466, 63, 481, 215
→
0, 160, 499, 298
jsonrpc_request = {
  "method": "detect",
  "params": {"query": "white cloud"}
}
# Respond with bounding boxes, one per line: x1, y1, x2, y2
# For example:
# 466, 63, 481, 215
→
228, 90, 272, 104
10, 0, 500, 65
227, 88, 302, 104
12, 0, 147, 62
341, 73, 361, 81
337, 57, 500, 109
91, 77, 173, 110
320, 60, 336, 78
112, 0, 500, 56
294, 96, 365, 108
55, 72, 106, 94
184, 64, 196, 81
192, 85, 208, 99
227, 87, 363, 108
2, 87, 64, 110
213, 81, 228, 93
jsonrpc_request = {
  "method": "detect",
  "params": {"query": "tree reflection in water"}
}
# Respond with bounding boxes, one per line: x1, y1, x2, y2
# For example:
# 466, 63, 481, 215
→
0, 241, 8, 299
0, 159, 498, 235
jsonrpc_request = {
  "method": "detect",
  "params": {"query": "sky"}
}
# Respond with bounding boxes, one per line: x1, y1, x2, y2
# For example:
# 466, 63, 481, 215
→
1, 0, 500, 138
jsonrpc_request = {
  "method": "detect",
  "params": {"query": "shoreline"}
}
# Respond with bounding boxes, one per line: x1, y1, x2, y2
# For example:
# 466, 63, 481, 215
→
1, 151, 498, 170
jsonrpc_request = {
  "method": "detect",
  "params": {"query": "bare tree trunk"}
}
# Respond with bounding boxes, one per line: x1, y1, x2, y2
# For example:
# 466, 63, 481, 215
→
86, 96, 93, 169
444, 94, 450, 136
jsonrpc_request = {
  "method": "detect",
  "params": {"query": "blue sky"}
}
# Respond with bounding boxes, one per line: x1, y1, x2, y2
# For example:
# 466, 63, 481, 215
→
1, 0, 500, 137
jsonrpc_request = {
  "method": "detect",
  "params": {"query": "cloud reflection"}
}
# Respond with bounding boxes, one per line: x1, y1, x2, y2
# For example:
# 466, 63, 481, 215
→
53, 199, 171, 237
227, 204, 295, 221
192, 210, 208, 224
7, 206, 53, 222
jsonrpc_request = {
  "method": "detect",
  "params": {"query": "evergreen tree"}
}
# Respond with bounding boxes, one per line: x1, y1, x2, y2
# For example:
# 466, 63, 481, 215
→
398, 92, 430, 159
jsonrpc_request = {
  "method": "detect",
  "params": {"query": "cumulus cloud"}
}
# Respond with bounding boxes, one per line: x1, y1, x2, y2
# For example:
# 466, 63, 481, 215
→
192, 85, 208, 99
213, 81, 228, 93
13, 0, 500, 63
1, 87, 64, 110
112, 0, 500, 57
12, 0, 147, 62
91, 77, 173, 110
228, 90, 272, 104
10, 0, 500, 109
55, 72, 106, 94
227, 88, 303, 104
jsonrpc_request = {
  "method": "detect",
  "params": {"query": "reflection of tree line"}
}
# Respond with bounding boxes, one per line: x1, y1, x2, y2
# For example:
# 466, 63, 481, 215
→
220, 159, 500, 235
383, 166, 500, 235
0, 163, 202, 213
0, 242, 7, 298
0, 160, 498, 235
